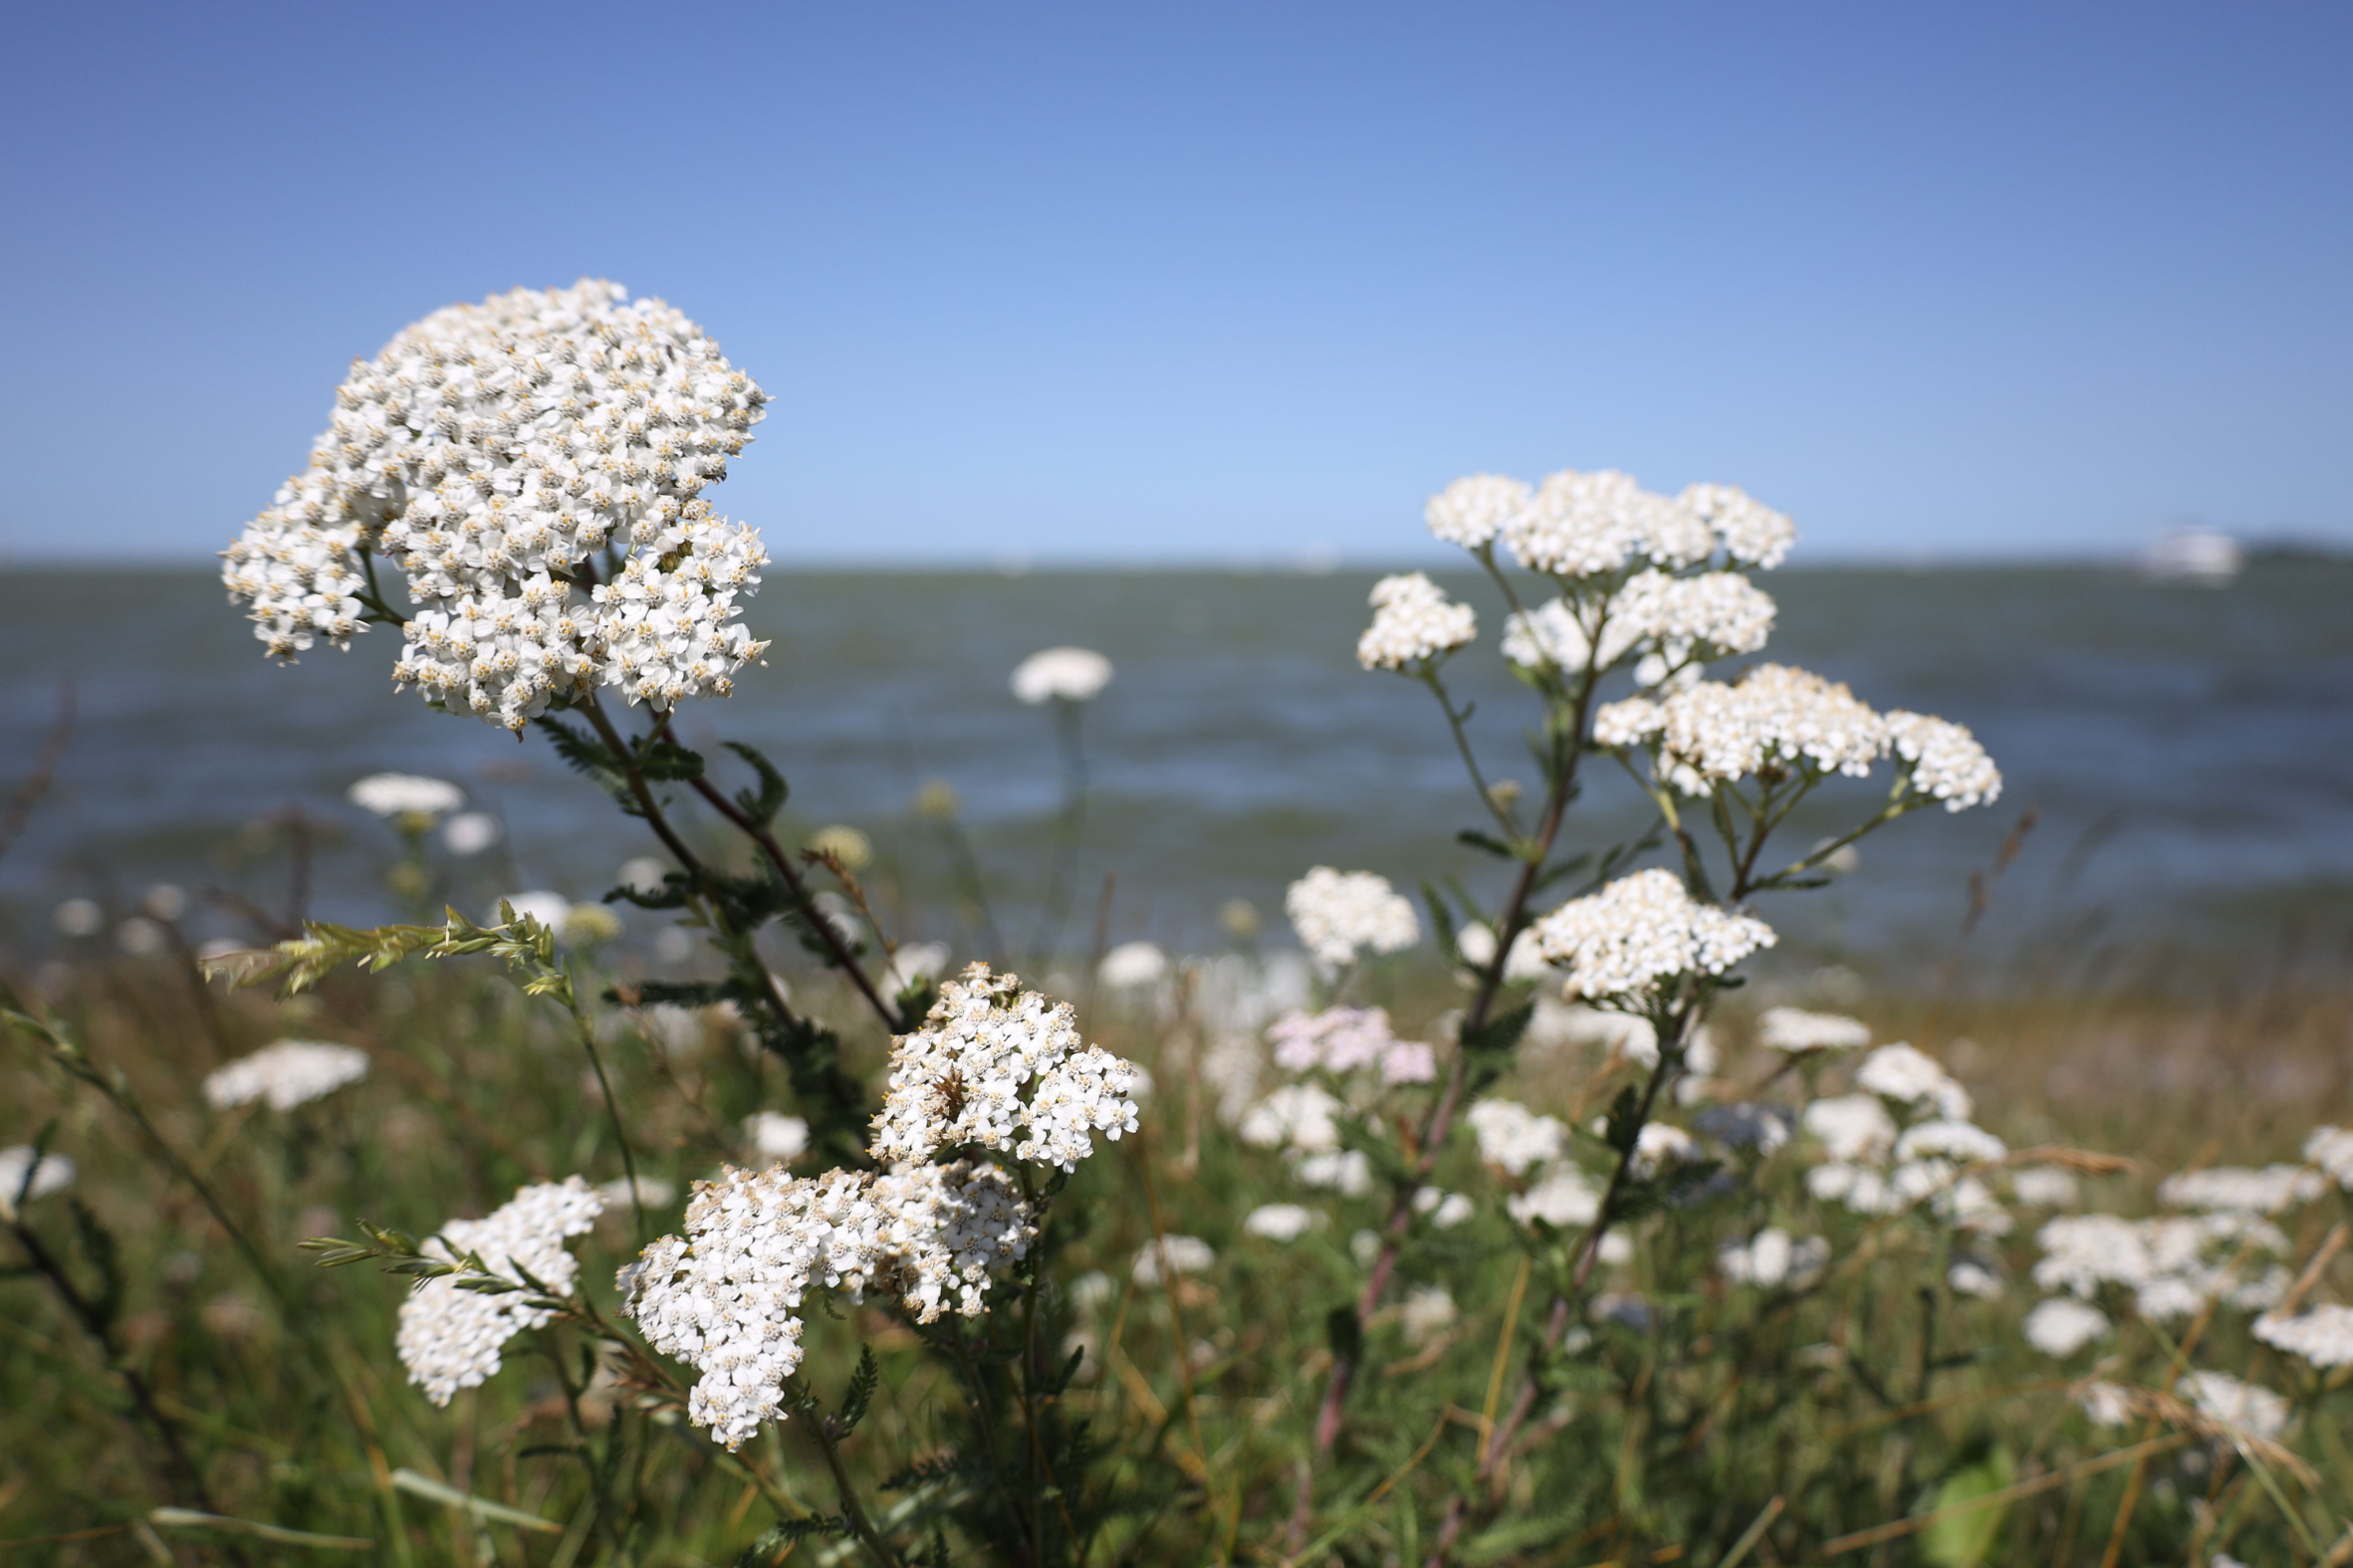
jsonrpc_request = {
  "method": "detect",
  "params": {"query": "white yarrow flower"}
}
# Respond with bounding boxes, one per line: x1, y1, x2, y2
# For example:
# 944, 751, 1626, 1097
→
1011, 646, 1113, 704
396, 1177, 604, 1405
2305, 1125, 2353, 1187
349, 774, 464, 818
2158, 1165, 2324, 1216
2022, 1297, 2111, 1357
1424, 473, 1530, 549
1503, 469, 1713, 578
1243, 1203, 1318, 1241
1467, 1099, 1568, 1177
1529, 869, 1774, 1004
1097, 941, 1170, 989
226, 281, 773, 728
1855, 1043, 1974, 1121
2252, 1304, 2353, 1369
1355, 572, 1476, 670
1883, 712, 2002, 810
1757, 1008, 1871, 1053
204, 1040, 369, 1112
1132, 1234, 1215, 1286
1284, 868, 1419, 968
746, 1112, 810, 1162
2180, 1371, 2289, 1441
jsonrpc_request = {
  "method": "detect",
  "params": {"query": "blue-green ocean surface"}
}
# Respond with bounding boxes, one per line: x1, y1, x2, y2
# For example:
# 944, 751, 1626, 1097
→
2, 560, 2349, 987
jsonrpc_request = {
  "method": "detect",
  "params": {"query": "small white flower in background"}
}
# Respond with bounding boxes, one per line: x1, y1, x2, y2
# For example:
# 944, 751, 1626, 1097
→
1509, 1166, 1602, 1229
870, 963, 1141, 1174
1718, 1229, 1828, 1289
1069, 1270, 1116, 1312
2306, 1125, 2353, 1187
1243, 1203, 1319, 1241
1893, 1120, 2006, 1167
225, 282, 772, 729
638, 1005, 705, 1056
1631, 1123, 1698, 1177
1806, 1163, 1898, 1215
619, 857, 671, 895
499, 891, 573, 931
1423, 473, 1529, 550
115, 918, 167, 957
53, 898, 105, 938
747, 1112, 810, 1162
1285, 868, 1420, 969
1295, 1150, 1376, 1197
888, 942, 952, 991
349, 774, 465, 819
142, 884, 188, 921
2075, 1381, 2135, 1428
442, 811, 502, 855
2022, 1297, 2111, 1357
1132, 1234, 1215, 1287
1380, 1040, 1437, 1085
597, 1175, 678, 1209
1355, 572, 1476, 670
1413, 1188, 1475, 1228
1855, 1043, 1974, 1120
1399, 1285, 1459, 1345
1270, 1008, 1395, 1074
1531, 869, 1774, 1004
396, 1177, 604, 1406
1011, 646, 1113, 704
1097, 941, 1169, 989
203, 1040, 369, 1111
806, 824, 872, 870
2253, 1304, 2353, 1369
1757, 1007, 1871, 1054
0, 1146, 75, 1220
2180, 1371, 2289, 1442
1240, 1083, 1345, 1153
1350, 1230, 1383, 1267
1468, 1099, 1568, 1176
1947, 1259, 2003, 1299
2157, 1164, 2324, 1215
2010, 1165, 2081, 1208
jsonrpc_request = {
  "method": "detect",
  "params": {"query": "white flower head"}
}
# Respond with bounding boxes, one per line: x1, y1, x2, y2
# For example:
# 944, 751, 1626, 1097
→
1802, 1095, 1898, 1162
349, 774, 464, 819
871, 964, 1141, 1174
226, 281, 773, 729
2253, 1305, 2353, 1369
1678, 484, 1795, 568
2158, 1165, 2324, 1216
1424, 473, 1529, 550
2180, 1371, 2289, 1441
1856, 1043, 1973, 1121
0, 1146, 75, 1220
1243, 1203, 1319, 1241
1097, 941, 1169, 990
1132, 1234, 1215, 1287
1467, 1098, 1568, 1177
2022, 1297, 2111, 1357
1356, 573, 1476, 670
2306, 1125, 2353, 1188
1503, 470, 1713, 578
397, 1177, 604, 1405
1239, 1083, 1345, 1154
1285, 868, 1419, 969
203, 1039, 369, 1112
1719, 1228, 1828, 1289
1508, 1165, 1602, 1228
1529, 869, 1774, 1005
746, 1112, 810, 1162
1883, 712, 2002, 811
1011, 646, 1113, 704
1596, 664, 1886, 798
1758, 1008, 1871, 1054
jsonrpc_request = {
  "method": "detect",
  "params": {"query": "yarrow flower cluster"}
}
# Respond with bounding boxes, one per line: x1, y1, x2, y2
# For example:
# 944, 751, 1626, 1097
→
1498, 570, 1775, 681
1011, 646, 1113, 704
1356, 573, 1477, 670
1423, 473, 1531, 549
203, 1039, 370, 1112
1285, 868, 1420, 969
869, 963, 1142, 1173
2157, 1165, 2326, 1215
1529, 869, 1775, 1006
1597, 666, 2000, 812
1467, 1098, 1568, 1177
621, 965, 1138, 1448
1756, 1007, 1872, 1054
1268, 1008, 1434, 1085
224, 280, 772, 729
2031, 1211, 2293, 1323
348, 773, 464, 818
396, 1177, 605, 1405
2253, 1304, 2353, 1369
1799, 1044, 2009, 1231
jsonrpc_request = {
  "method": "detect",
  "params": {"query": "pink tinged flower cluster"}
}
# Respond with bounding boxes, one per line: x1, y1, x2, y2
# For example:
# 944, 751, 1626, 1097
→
1268, 1007, 1435, 1085
223, 280, 772, 729
1529, 868, 1775, 1005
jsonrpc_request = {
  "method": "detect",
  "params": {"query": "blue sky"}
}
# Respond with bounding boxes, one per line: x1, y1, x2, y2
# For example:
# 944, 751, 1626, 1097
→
1, 2, 2346, 564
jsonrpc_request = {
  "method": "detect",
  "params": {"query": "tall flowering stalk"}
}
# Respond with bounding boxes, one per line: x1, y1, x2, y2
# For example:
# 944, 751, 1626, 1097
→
1294, 467, 2003, 1555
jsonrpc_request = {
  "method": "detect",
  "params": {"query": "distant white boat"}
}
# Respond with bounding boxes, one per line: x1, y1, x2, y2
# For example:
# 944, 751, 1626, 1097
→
2141, 527, 2242, 586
